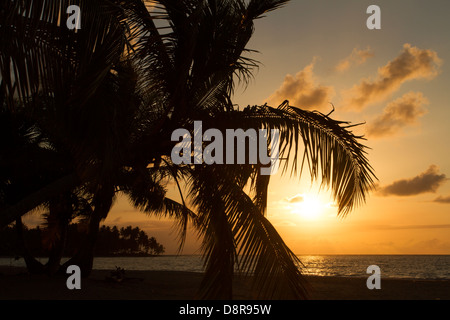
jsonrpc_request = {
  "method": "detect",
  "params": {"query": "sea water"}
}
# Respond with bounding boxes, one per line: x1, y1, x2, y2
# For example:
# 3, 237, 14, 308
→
1, 255, 449, 280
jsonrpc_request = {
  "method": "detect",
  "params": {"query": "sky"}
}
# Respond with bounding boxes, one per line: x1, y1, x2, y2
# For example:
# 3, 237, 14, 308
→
102, 0, 450, 255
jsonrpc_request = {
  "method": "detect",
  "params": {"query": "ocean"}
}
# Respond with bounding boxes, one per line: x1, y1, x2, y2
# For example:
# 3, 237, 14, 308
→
1, 255, 449, 280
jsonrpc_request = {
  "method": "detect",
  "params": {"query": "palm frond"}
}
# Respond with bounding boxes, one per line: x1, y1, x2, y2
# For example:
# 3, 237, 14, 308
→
186, 163, 309, 299
118, 165, 197, 252
161, 197, 198, 252
204, 101, 377, 216
0, 0, 128, 111
229, 184, 309, 299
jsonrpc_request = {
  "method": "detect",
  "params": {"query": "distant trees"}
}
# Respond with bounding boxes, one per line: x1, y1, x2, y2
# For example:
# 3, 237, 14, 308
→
95, 225, 165, 256
0, 224, 164, 257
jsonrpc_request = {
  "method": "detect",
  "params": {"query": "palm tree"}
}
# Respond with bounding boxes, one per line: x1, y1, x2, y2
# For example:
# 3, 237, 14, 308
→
121, 0, 376, 298
0, 0, 376, 298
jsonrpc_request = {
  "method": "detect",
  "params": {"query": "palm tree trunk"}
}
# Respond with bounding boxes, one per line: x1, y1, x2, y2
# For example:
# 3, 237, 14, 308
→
60, 210, 101, 277
45, 226, 67, 274
15, 218, 45, 274
45, 196, 72, 275
60, 186, 114, 277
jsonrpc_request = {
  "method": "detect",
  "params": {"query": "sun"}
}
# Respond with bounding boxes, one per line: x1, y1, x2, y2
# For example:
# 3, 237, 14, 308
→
292, 194, 324, 220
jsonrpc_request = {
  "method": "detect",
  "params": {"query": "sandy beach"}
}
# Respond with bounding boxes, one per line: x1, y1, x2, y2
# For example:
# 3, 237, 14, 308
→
0, 266, 449, 300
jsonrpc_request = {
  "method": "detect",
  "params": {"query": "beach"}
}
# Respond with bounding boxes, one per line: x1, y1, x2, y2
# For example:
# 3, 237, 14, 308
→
0, 266, 449, 300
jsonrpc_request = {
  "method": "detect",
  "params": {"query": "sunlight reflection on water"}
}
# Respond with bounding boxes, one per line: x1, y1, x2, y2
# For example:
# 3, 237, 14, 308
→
299, 255, 450, 279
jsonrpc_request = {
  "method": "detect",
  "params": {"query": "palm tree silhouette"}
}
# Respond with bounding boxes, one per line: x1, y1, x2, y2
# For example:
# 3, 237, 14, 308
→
0, 0, 376, 299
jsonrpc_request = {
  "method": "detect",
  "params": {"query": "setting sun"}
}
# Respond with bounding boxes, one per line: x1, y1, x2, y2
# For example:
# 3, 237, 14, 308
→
292, 194, 325, 220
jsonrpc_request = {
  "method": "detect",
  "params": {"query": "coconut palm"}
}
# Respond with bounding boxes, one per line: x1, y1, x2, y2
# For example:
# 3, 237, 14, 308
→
121, 0, 376, 298
0, 0, 376, 299
0, 0, 193, 275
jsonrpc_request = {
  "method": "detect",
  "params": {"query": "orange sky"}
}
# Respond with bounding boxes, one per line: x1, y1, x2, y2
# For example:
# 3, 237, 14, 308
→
101, 1, 450, 255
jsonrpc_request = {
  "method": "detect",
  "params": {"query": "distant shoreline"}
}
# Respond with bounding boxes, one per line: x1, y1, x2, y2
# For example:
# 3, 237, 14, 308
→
1, 266, 449, 300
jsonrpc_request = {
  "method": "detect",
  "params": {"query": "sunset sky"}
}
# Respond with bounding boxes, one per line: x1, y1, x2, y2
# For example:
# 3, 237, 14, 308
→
103, 0, 450, 255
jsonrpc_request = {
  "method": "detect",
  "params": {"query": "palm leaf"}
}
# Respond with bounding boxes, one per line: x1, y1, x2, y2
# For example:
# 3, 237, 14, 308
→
186, 163, 310, 299
0, 0, 128, 110
181, 99, 376, 298
204, 101, 377, 216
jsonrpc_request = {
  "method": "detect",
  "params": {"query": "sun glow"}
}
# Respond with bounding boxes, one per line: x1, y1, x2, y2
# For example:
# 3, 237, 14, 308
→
292, 194, 325, 220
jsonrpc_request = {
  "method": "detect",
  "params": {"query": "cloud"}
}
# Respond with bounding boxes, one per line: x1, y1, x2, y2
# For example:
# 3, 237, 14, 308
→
366, 91, 429, 138
266, 59, 335, 111
335, 47, 374, 72
342, 44, 441, 110
369, 224, 450, 230
284, 194, 304, 203
378, 165, 448, 196
433, 195, 450, 204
